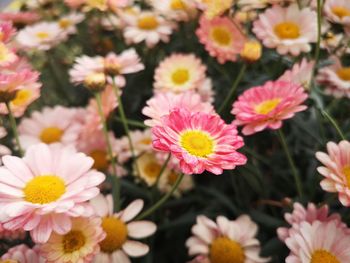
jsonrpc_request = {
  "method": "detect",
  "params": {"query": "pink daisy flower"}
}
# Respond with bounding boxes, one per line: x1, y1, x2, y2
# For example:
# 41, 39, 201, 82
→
0, 21, 16, 43
252, 4, 317, 56
277, 202, 345, 241
0, 143, 105, 243
186, 215, 269, 263
57, 12, 85, 35
148, 0, 198, 21
142, 91, 214, 127
39, 217, 105, 263
231, 81, 308, 136
0, 43, 17, 68
69, 55, 104, 86
324, 0, 350, 25
316, 140, 350, 206
152, 108, 247, 175
1, 244, 45, 263
285, 220, 350, 263
90, 194, 157, 263
196, 15, 245, 64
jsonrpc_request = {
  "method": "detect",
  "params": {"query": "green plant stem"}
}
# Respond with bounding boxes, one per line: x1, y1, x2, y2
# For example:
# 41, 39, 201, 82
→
136, 173, 185, 220
115, 116, 147, 128
218, 63, 247, 114
94, 92, 121, 211
321, 110, 346, 140
277, 129, 303, 198
6, 102, 23, 156
310, 0, 322, 89
154, 153, 171, 187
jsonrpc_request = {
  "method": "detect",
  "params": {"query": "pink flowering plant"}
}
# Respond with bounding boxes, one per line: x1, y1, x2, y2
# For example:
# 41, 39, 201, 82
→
0, 0, 350, 262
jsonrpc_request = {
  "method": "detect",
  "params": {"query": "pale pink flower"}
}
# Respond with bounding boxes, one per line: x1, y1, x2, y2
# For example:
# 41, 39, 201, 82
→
0, 143, 105, 243
196, 15, 245, 64
18, 106, 82, 149
58, 12, 85, 35
277, 202, 345, 241
39, 217, 105, 263
69, 55, 104, 85
231, 81, 308, 135
0, 21, 16, 43
142, 91, 214, 127
152, 108, 247, 175
0, 12, 41, 25
186, 215, 269, 263
317, 56, 350, 98
316, 140, 350, 206
0, 224, 25, 240
324, 0, 350, 25
1, 244, 45, 263
285, 220, 350, 263
90, 195, 157, 263
126, 129, 153, 157
278, 58, 315, 90
253, 4, 317, 56
148, 0, 198, 21
64, 0, 86, 8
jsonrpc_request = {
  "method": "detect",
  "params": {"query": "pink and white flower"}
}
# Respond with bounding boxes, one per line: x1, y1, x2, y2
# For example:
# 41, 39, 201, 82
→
324, 0, 350, 25
148, 0, 197, 21
57, 12, 85, 35
1, 244, 45, 263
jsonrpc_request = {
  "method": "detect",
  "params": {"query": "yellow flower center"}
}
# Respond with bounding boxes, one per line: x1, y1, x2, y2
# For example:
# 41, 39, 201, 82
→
24, 175, 66, 204
36, 31, 50, 40
211, 27, 232, 46
100, 217, 128, 253
90, 150, 109, 171
171, 0, 186, 10
255, 98, 281, 115
0, 260, 19, 263
11, 89, 32, 107
62, 230, 86, 253
210, 237, 245, 263
59, 19, 72, 29
336, 67, 350, 81
138, 16, 159, 30
171, 68, 190, 85
332, 6, 350, 18
180, 130, 214, 158
40, 126, 64, 144
342, 165, 350, 188
310, 250, 340, 263
274, 22, 300, 39
140, 138, 152, 145
144, 161, 161, 179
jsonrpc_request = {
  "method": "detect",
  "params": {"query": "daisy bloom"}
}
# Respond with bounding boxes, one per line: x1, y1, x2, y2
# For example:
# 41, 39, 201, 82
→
142, 91, 214, 127
148, 0, 197, 21
158, 168, 194, 197
90, 195, 157, 263
0, 43, 17, 68
316, 56, 350, 98
278, 58, 315, 90
1, 244, 45, 263
252, 4, 317, 56
153, 53, 207, 93
324, 0, 350, 25
285, 220, 350, 263
231, 81, 308, 136
122, 9, 176, 48
152, 108, 247, 175
0, 22, 16, 43
186, 215, 269, 263
18, 106, 82, 149
128, 129, 153, 156
196, 15, 246, 64
57, 12, 85, 35
0, 143, 105, 243
69, 55, 104, 86
277, 202, 345, 241
315, 140, 350, 206
39, 217, 105, 263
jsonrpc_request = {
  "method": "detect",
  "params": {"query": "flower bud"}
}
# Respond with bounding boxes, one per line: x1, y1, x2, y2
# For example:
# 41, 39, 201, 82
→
240, 40, 262, 62
84, 72, 106, 92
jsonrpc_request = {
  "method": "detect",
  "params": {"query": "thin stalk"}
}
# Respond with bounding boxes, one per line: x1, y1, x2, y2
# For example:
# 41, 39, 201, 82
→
154, 153, 171, 187
310, 0, 322, 90
6, 102, 23, 156
218, 63, 247, 114
94, 92, 121, 211
115, 116, 147, 129
136, 173, 185, 220
277, 129, 303, 198
321, 110, 346, 140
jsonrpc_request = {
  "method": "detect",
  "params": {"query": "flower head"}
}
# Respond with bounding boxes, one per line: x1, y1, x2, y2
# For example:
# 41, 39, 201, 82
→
104, 48, 144, 76
324, 0, 350, 25
0, 22, 16, 43
148, 0, 197, 21
57, 12, 85, 35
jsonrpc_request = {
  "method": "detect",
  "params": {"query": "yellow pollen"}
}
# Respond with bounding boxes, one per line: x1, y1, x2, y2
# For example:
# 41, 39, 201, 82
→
62, 230, 86, 253
336, 67, 350, 81
24, 175, 66, 204
332, 6, 350, 18
274, 22, 300, 39
11, 89, 32, 107
210, 237, 245, 263
100, 217, 128, 253
40, 126, 64, 144
144, 161, 161, 179
137, 16, 159, 30
255, 98, 281, 115
171, 68, 190, 85
90, 150, 109, 171
167, 172, 179, 185
59, 19, 72, 29
310, 250, 340, 263
171, 0, 186, 10
36, 31, 50, 40
140, 138, 152, 145
342, 165, 350, 188
211, 27, 232, 46
180, 130, 214, 158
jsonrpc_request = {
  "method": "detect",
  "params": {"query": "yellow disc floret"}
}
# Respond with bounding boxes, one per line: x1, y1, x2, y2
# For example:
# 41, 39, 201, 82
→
210, 237, 245, 263
274, 22, 300, 39
100, 217, 128, 253
40, 126, 64, 144
180, 130, 214, 158
310, 250, 340, 263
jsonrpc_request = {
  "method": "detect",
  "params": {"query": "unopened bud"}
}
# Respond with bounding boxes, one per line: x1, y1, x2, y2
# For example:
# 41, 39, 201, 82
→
84, 72, 106, 92
240, 40, 262, 62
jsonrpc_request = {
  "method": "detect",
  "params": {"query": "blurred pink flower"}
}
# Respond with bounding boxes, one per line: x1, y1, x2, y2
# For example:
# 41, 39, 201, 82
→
0, 12, 40, 25
0, 21, 16, 43
324, 0, 350, 25
1, 244, 45, 263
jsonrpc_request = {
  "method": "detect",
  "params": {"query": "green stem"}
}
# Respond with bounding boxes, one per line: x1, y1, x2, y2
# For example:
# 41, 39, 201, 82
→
310, 0, 322, 90
115, 116, 147, 129
321, 110, 346, 140
154, 153, 171, 187
94, 92, 121, 211
277, 129, 303, 198
136, 173, 185, 220
6, 102, 23, 156
218, 63, 247, 114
